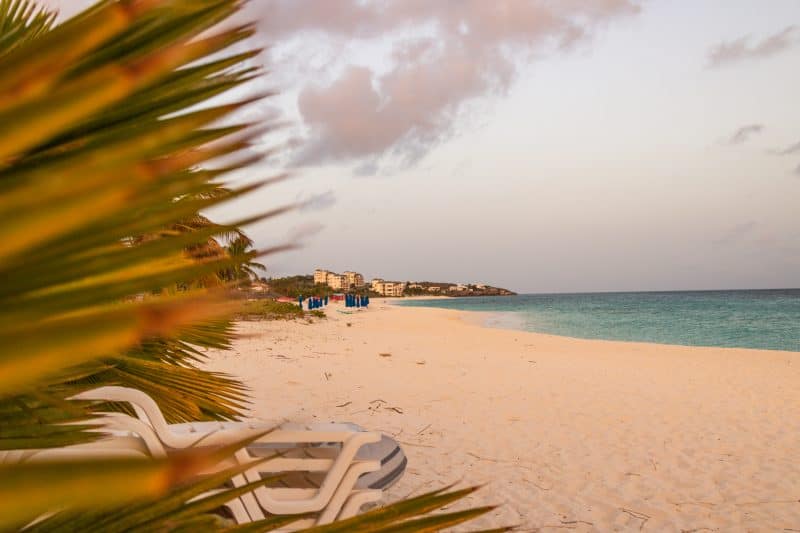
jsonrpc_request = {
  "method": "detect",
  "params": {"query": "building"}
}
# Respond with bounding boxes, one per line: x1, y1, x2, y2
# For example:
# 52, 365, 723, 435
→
371, 280, 406, 297
382, 282, 405, 297
315, 268, 364, 291
428, 286, 441, 293
343, 271, 364, 288
326, 273, 346, 290
313, 269, 330, 285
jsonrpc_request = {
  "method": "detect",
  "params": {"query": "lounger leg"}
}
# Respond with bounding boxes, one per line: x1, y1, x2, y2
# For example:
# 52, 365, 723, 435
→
314, 460, 380, 525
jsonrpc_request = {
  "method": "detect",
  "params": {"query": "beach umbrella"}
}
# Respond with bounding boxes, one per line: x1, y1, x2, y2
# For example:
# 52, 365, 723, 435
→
356, 296, 360, 308
324, 295, 329, 306
298, 295, 303, 306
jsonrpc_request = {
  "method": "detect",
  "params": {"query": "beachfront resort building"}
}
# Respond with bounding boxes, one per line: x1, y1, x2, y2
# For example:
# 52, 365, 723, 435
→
313, 269, 330, 285
344, 271, 364, 288
371, 279, 407, 297
314, 268, 365, 291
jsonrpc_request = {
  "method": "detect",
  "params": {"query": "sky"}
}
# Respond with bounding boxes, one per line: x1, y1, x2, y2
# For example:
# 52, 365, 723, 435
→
46, 1, 800, 293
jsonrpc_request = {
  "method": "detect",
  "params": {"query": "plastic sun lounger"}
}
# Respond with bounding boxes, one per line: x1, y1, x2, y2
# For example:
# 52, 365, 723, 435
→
93, 410, 381, 522
0, 435, 152, 465
12, 412, 380, 528
2, 438, 251, 530
72, 387, 385, 522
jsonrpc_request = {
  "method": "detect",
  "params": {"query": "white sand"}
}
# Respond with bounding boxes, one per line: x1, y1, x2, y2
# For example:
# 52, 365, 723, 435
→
204, 300, 800, 531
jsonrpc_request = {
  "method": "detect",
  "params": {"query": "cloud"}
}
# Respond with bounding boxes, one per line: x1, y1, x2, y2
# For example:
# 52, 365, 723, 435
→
713, 221, 757, 246
726, 124, 763, 145
353, 160, 380, 177
768, 140, 800, 156
297, 190, 337, 212
708, 26, 798, 68
254, 0, 641, 167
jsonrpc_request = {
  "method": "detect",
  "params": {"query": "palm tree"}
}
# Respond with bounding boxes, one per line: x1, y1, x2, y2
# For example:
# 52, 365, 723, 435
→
222, 233, 266, 284
0, 1, 504, 530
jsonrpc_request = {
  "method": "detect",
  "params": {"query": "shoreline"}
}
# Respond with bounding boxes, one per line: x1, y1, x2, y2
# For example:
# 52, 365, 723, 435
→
204, 302, 800, 531
388, 297, 800, 354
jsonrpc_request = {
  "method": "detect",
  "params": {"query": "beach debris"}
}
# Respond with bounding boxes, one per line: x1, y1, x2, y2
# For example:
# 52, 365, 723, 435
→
416, 360, 426, 365
323, 371, 332, 381
620, 508, 650, 531
386, 406, 403, 414
335, 401, 352, 408
346, 322, 352, 327
416, 423, 432, 435
379, 352, 392, 357
369, 399, 387, 406
523, 476, 552, 491
561, 519, 594, 527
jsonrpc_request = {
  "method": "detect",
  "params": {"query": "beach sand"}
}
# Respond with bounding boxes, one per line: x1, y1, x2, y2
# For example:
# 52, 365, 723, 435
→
204, 300, 800, 531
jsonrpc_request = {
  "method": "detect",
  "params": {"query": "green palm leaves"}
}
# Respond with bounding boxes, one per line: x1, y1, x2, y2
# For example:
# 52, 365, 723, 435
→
0, 0, 54, 54
0, 0, 273, 428
0, 1, 507, 530
0, 0, 278, 523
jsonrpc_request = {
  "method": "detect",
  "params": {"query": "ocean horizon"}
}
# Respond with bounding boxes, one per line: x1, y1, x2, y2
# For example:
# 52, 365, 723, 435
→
399, 288, 800, 352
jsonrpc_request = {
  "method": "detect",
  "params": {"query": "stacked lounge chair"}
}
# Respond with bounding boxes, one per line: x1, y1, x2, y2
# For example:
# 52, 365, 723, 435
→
4, 386, 406, 529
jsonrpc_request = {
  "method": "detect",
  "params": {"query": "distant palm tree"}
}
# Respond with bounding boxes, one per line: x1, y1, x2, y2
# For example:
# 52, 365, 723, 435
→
222, 233, 266, 284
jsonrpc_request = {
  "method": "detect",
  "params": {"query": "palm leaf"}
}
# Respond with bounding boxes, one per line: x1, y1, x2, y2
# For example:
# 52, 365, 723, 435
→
0, 0, 56, 55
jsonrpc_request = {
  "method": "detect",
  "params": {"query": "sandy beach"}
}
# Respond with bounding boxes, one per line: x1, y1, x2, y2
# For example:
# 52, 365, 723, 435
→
204, 300, 800, 532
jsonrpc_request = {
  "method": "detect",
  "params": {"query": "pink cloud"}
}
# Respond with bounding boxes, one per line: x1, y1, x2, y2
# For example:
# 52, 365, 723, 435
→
255, 0, 641, 168
708, 26, 799, 68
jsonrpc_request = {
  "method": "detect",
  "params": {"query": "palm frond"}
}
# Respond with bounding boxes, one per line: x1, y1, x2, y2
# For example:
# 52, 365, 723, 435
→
0, 0, 55, 55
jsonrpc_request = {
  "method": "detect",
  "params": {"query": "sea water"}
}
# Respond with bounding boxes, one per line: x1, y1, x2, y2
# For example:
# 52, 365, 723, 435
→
400, 289, 800, 352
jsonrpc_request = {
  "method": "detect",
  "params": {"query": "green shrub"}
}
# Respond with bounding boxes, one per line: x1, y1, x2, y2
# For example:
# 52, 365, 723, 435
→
237, 300, 325, 321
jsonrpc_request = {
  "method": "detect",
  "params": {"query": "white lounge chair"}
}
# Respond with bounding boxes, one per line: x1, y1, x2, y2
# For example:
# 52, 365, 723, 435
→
71, 387, 393, 525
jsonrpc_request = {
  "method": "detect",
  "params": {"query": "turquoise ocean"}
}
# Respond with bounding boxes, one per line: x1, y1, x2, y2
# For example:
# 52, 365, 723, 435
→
399, 289, 800, 352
